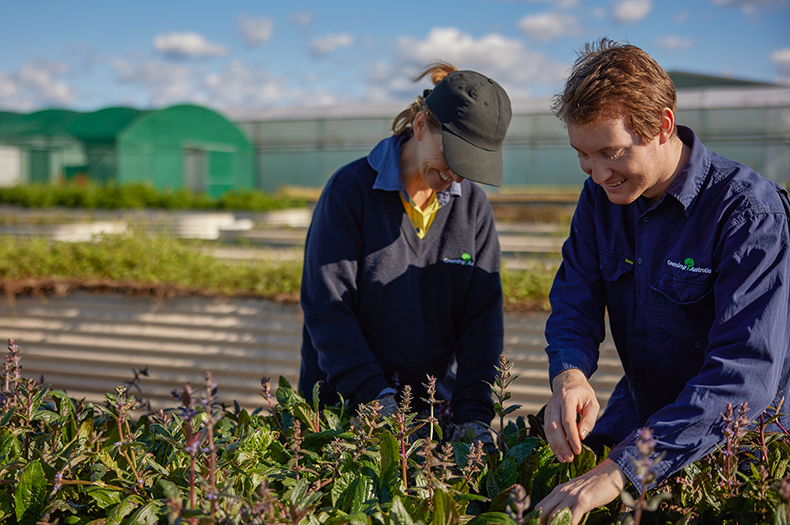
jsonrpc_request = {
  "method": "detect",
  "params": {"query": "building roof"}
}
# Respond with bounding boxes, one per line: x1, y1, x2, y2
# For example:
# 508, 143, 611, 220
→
63, 107, 147, 142
668, 71, 777, 90
0, 109, 81, 136
0, 111, 20, 126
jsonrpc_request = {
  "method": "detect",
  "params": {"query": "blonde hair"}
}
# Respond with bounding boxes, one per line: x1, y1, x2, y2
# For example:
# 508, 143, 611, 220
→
551, 38, 677, 142
391, 61, 458, 136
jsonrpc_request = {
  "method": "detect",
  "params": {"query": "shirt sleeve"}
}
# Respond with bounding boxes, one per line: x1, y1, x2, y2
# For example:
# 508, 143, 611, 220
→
451, 198, 505, 424
545, 181, 607, 385
609, 204, 790, 493
300, 179, 392, 408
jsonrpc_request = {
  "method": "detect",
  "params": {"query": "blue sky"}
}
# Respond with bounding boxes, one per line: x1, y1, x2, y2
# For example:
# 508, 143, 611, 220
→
1, 0, 789, 113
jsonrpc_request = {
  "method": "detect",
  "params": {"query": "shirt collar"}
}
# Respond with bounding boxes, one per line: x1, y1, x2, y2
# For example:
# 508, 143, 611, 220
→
665, 125, 712, 216
369, 133, 462, 205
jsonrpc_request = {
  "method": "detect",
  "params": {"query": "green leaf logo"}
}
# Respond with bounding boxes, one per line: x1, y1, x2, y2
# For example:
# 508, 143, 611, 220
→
684, 258, 695, 270
462, 253, 472, 265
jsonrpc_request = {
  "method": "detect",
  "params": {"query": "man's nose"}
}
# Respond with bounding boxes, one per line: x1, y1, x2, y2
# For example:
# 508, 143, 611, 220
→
585, 159, 611, 185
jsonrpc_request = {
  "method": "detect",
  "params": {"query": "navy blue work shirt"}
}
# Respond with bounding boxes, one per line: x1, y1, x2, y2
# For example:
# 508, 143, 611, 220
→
545, 126, 790, 492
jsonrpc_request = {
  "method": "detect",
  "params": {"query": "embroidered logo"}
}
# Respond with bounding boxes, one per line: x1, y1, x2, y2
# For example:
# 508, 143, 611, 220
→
667, 257, 712, 274
444, 253, 474, 266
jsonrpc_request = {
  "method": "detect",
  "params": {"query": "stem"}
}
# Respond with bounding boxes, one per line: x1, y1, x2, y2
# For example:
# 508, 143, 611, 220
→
724, 438, 733, 497
633, 492, 646, 525
122, 420, 142, 490
207, 415, 217, 518
116, 415, 142, 492
24, 394, 31, 460
266, 395, 286, 437
429, 404, 434, 442
759, 413, 770, 470
401, 435, 408, 490
189, 450, 197, 510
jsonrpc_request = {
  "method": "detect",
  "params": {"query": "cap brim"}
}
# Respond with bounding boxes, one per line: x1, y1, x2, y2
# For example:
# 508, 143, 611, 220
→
441, 129, 503, 187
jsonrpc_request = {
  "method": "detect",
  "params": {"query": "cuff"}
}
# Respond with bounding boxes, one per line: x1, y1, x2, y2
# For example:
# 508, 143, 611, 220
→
607, 432, 671, 495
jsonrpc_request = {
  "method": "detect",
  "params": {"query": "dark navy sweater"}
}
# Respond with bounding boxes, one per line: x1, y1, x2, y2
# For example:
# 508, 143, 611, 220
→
299, 135, 504, 424
547, 126, 790, 491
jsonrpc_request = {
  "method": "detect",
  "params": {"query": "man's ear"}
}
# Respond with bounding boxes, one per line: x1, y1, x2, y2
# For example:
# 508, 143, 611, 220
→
658, 107, 675, 145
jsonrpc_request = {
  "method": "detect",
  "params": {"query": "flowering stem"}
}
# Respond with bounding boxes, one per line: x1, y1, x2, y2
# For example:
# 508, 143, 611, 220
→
759, 413, 770, 470
634, 493, 645, 525
401, 435, 408, 490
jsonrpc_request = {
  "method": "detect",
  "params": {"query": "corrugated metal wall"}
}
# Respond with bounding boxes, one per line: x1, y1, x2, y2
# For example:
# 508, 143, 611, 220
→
0, 291, 623, 420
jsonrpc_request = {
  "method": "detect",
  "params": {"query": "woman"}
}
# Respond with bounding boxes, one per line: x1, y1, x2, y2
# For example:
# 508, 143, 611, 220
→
299, 63, 511, 444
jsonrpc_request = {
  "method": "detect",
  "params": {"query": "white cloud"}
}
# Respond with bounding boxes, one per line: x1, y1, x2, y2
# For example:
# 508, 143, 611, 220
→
518, 0, 580, 7
110, 56, 313, 109
388, 27, 568, 101
111, 58, 196, 106
655, 35, 694, 51
772, 48, 790, 71
710, 0, 790, 14
771, 47, 790, 84
311, 34, 355, 56
238, 16, 274, 46
154, 32, 228, 59
673, 10, 690, 23
204, 61, 290, 107
289, 11, 314, 25
0, 60, 76, 112
613, 0, 653, 23
518, 12, 579, 41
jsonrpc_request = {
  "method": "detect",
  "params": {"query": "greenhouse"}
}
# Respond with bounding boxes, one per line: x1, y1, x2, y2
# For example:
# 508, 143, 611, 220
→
0, 104, 255, 198
227, 74, 790, 193
0, 73, 788, 195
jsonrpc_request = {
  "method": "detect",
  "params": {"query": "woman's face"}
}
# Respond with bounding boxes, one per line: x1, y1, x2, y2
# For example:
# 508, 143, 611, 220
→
415, 127, 463, 192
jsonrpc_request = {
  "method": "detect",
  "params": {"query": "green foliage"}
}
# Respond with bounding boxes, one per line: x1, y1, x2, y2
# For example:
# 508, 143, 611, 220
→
0, 230, 557, 310
501, 262, 557, 312
3, 341, 790, 525
0, 183, 306, 211
0, 230, 303, 299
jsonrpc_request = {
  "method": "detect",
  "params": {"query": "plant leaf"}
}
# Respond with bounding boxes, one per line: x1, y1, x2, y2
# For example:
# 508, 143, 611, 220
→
107, 495, 143, 525
431, 489, 460, 525
549, 507, 573, 525
466, 512, 516, 525
127, 501, 162, 525
86, 486, 123, 509
389, 496, 415, 525
15, 460, 46, 525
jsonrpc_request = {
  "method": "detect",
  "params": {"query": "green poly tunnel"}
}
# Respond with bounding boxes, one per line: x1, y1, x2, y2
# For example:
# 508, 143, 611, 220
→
0, 104, 255, 198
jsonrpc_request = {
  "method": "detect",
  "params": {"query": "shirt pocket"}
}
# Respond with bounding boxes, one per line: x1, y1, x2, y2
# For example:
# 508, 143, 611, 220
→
599, 251, 634, 313
651, 273, 714, 363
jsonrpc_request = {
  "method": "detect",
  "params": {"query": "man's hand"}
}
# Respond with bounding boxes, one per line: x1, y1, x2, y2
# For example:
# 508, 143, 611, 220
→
535, 458, 627, 525
545, 369, 599, 463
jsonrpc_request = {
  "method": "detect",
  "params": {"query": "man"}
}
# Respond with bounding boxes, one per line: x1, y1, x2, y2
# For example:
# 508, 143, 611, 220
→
536, 38, 790, 524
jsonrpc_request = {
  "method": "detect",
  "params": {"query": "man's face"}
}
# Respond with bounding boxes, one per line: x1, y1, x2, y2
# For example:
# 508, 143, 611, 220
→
568, 116, 674, 205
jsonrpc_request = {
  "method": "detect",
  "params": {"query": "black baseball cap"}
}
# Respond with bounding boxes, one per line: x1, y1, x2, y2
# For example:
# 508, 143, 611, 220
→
425, 70, 512, 187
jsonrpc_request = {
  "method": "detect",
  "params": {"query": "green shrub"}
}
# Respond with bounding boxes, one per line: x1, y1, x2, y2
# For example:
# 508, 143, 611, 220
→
0, 232, 303, 299
0, 232, 560, 310
501, 262, 558, 312
0, 183, 307, 212
2, 341, 790, 524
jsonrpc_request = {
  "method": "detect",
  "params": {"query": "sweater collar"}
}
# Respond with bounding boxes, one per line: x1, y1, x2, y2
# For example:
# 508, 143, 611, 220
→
370, 133, 462, 205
